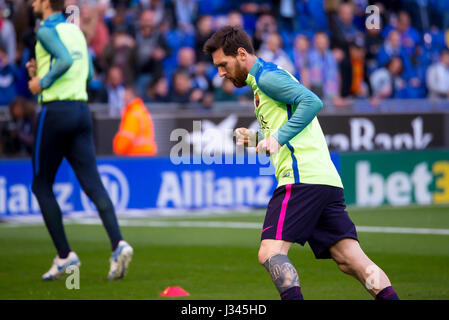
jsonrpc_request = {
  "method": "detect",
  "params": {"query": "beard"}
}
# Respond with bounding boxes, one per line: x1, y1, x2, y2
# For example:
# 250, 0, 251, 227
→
229, 63, 248, 88
34, 10, 43, 20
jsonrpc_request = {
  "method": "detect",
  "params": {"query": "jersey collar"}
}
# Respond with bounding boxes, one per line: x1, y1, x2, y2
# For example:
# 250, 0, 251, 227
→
246, 57, 265, 89
248, 57, 264, 78
41, 12, 65, 26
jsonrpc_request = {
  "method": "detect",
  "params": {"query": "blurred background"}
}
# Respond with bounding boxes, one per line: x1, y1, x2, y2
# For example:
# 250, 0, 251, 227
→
0, 0, 448, 215
0, 0, 448, 300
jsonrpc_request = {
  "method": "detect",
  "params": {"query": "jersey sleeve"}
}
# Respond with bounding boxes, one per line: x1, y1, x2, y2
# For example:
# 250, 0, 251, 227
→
87, 53, 94, 82
36, 26, 74, 89
257, 67, 323, 146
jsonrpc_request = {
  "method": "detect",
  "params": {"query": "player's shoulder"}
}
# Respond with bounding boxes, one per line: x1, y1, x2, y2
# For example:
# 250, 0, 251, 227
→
36, 24, 57, 43
256, 59, 299, 93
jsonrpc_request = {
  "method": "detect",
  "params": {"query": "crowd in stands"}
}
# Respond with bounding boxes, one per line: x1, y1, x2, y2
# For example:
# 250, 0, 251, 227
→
1, 0, 449, 115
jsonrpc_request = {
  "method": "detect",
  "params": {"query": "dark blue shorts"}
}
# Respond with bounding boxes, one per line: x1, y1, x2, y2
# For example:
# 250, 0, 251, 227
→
261, 183, 358, 259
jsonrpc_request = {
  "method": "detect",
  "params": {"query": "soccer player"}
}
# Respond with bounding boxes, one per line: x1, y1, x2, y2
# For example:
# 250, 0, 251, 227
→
204, 26, 399, 300
27, 0, 133, 281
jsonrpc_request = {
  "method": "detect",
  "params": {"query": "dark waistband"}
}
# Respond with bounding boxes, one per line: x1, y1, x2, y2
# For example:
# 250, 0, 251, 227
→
42, 100, 88, 108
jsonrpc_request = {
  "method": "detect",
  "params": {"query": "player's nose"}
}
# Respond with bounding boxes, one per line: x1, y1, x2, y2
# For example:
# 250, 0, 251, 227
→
218, 67, 227, 77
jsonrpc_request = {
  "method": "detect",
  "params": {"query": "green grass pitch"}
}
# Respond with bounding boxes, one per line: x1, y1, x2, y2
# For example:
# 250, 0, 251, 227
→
0, 205, 448, 300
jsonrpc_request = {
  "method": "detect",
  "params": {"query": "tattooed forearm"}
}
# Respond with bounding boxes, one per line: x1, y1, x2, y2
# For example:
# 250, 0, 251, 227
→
263, 254, 300, 294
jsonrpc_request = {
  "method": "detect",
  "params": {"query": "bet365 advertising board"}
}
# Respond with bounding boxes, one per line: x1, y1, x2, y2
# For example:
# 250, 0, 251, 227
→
0, 150, 448, 219
339, 150, 449, 206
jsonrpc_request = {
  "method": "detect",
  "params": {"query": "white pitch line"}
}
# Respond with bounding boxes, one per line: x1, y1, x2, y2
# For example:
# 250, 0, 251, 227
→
76, 219, 449, 235
2, 219, 449, 235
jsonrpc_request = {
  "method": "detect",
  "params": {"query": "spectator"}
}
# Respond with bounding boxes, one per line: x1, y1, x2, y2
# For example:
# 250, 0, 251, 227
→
214, 78, 239, 102
258, 32, 295, 75
295, 0, 328, 32
308, 32, 340, 101
377, 29, 413, 77
143, 76, 170, 103
113, 86, 157, 156
105, 2, 135, 36
365, 27, 384, 72
292, 34, 311, 87
174, 0, 197, 33
135, 9, 170, 91
0, 97, 35, 157
170, 70, 203, 105
349, 37, 371, 97
252, 14, 277, 52
405, 0, 431, 32
227, 10, 244, 29
330, 1, 361, 52
137, 0, 176, 29
273, 0, 297, 32
101, 66, 126, 117
377, 29, 403, 65
12, 0, 35, 65
426, 49, 449, 98
370, 56, 407, 99
394, 11, 421, 57
329, 2, 363, 97
101, 27, 137, 84
195, 15, 214, 63
349, 38, 372, 98
79, 1, 110, 59
192, 61, 213, 93
431, 0, 449, 30
176, 46, 196, 76
0, 0, 16, 64
0, 43, 18, 106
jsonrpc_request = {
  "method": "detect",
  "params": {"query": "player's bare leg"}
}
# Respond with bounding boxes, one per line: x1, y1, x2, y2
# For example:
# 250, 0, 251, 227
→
258, 239, 303, 300
329, 238, 399, 300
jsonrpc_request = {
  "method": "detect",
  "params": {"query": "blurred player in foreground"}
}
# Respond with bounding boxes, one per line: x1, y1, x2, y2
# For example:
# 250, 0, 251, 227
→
27, 0, 133, 281
204, 26, 399, 300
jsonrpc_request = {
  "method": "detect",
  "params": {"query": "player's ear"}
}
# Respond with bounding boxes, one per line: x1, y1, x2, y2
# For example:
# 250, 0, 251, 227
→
237, 47, 247, 61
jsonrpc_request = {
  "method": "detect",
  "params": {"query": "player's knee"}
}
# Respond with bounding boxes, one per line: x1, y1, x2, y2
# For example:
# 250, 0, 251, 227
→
258, 245, 279, 265
258, 248, 268, 265
258, 245, 277, 265
258, 240, 291, 265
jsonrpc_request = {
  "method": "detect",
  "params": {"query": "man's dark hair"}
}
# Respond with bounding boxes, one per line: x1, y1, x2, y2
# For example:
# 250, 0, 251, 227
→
50, 0, 65, 11
203, 26, 255, 57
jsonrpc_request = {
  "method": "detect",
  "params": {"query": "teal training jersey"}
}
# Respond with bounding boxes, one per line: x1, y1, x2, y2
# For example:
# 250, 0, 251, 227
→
246, 58, 343, 189
36, 13, 91, 103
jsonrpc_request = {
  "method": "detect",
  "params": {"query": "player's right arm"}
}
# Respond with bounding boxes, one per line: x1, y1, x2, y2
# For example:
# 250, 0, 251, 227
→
36, 26, 74, 90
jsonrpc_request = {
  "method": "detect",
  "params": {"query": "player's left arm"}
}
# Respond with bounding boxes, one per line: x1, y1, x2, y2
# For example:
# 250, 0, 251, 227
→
36, 26, 74, 90
257, 68, 323, 146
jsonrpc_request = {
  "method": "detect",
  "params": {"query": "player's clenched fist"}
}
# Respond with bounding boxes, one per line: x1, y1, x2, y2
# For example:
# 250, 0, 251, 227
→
28, 77, 42, 95
26, 59, 37, 78
235, 127, 257, 147
256, 136, 281, 156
